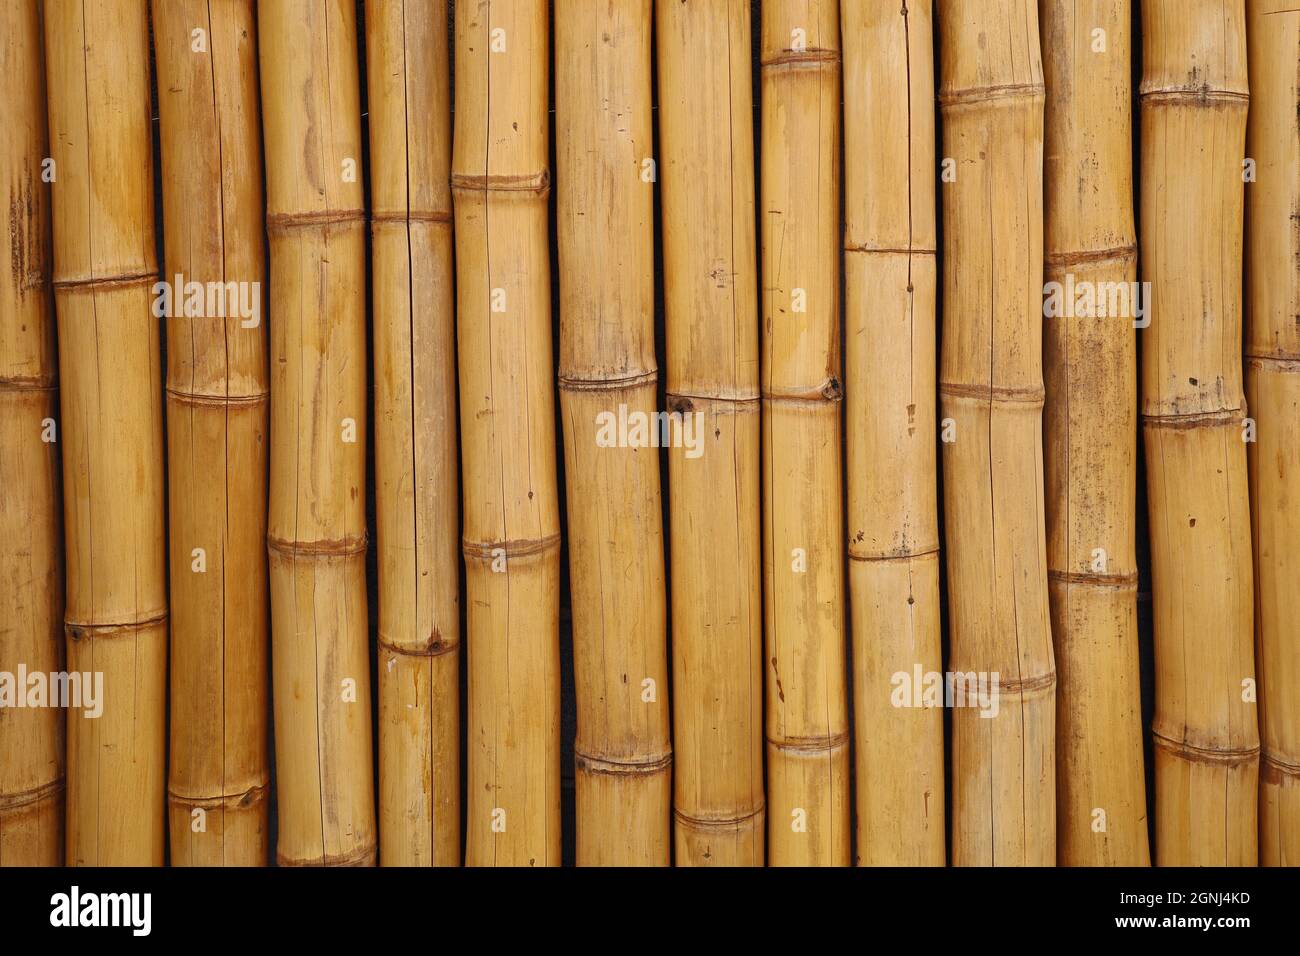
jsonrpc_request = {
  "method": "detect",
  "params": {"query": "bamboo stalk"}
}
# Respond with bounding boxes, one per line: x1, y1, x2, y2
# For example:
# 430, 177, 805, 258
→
43, 0, 167, 866
760, 0, 849, 867
555, 0, 672, 866
1140, 0, 1259, 867
658, 0, 765, 866
1040, 0, 1149, 866
0, 0, 64, 867
842, 0, 945, 866
366, 0, 461, 868
153, 0, 270, 867
938, 0, 1056, 866
452, 0, 561, 867
1245, 0, 1299, 868
259, 0, 375, 867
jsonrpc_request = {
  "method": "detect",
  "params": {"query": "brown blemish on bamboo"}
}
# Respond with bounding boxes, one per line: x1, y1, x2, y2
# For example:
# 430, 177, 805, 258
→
0, 0, 62, 867
1140, 0, 1258, 867
1041, 0, 1150, 867
842, 0, 945, 867
44, 0, 167, 867
259, 0, 376, 869
938, 0, 1056, 867
1246, 0, 1300, 868
366, 0, 461, 868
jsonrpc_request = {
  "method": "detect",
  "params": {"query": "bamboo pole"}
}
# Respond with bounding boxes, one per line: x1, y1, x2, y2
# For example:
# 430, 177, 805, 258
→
760, 0, 848, 867
555, 0, 672, 866
0, 0, 63, 867
259, 0, 375, 867
366, 0, 461, 868
43, 0, 167, 866
658, 0, 765, 866
153, 0, 269, 867
1140, 0, 1258, 867
1245, 0, 1299, 868
1040, 0, 1149, 866
453, 0, 561, 867
938, 0, 1056, 866
842, 0, 945, 866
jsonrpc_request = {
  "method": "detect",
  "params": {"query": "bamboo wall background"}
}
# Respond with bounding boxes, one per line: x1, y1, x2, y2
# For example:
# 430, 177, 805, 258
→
0, 0, 1296, 867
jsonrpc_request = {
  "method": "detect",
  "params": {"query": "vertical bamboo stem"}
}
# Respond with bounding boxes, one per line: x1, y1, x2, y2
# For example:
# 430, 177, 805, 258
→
555, 0, 672, 866
366, 0, 461, 868
1245, 0, 1299, 868
0, 0, 64, 867
259, 0, 375, 867
153, 0, 270, 867
43, 0, 167, 866
1040, 0, 1149, 866
658, 0, 765, 866
842, 0, 945, 866
938, 0, 1056, 866
453, 0, 561, 867
760, 0, 849, 867
1140, 0, 1258, 867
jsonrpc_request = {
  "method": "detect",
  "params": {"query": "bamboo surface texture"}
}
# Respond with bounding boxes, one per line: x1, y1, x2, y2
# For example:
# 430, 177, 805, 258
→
938, 0, 1056, 866
154, 0, 270, 867
760, 0, 849, 867
842, 0, 945, 866
366, 0, 461, 868
1140, 0, 1259, 867
555, 0, 672, 867
1040, 0, 1149, 866
1245, 0, 1300, 869
453, 0, 561, 867
44, 0, 167, 867
0, 0, 64, 867
658, 0, 765, 866
260, 0, 375, 867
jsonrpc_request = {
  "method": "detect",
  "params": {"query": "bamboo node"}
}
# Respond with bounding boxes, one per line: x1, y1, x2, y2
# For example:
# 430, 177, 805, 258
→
1152, 730, 1260, 767
1048, 568, 1139, 589
462, 533, 561, 560
266, 533, 367, 558
0, 374, 57, 392
1044, 244, 1137, 270
0, 778, 65, 812
450, 169, 550, 198
1142, 408, 1244, 430
165, 386, 269, 408
65, 611, 168, 640
574, 749, 673, 777
276, 842, 377, 867
847, 545, 941, 563
1262, 753, 1300, 782
370, 208, 452, 226
265, 209, 366, 235
51, 270, 159, 294
939, 82, 1045, 109
557, 368, 658, 392
166, 782, 270, 812
843, 243, 937, 257
766, 731, 849, 755
939, 381, 1046, 406
760, 48, 841, 70
378, 633, 460, 658
1139, 87, 1249, 108
673, 804, 765, 829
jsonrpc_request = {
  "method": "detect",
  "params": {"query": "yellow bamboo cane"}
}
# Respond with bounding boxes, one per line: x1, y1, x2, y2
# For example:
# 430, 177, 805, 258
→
1245, 0, 1299, 868
366, 0, 461, 868
760, 0, 849, 867
44, 0, 167, 866
453, 0, 562, 867
0, 0, 64, 867
153, 0, 270, 867
842, 0, 945, 866
1040, 0, 1149, 866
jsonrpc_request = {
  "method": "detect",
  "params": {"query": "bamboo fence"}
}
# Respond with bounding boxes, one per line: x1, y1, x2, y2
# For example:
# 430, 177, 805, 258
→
938, 0, 1056, 866
555, 0, 672, 867
260, 0, 375, 867
366, 0, 461, 868
1041, 0, 1149, 866
842, 0, 945, 866
1245, 0, 1299, 869
44, 0, 168, 867
658, 0, 765, 866
0, 0, 63, 867
760, 0, 849, 867
154, 0, 270, 867
1140, 0, 1259, 867
452, 0, 562, 867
